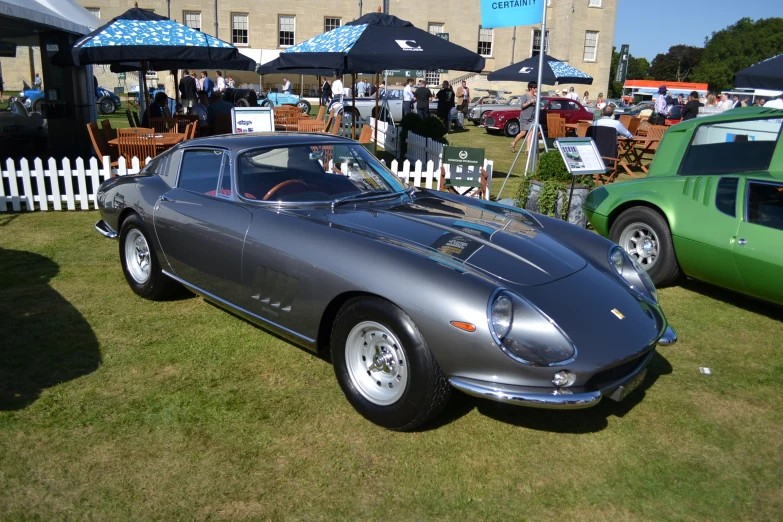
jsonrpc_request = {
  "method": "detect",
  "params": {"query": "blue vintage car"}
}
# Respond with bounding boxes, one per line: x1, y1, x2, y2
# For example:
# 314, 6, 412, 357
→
259, 91, 311, 114
17, 86, 121, 115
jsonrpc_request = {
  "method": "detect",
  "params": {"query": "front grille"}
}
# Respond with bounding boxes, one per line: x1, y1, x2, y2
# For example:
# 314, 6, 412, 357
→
584, 349, 653, 390
486, 117, 495, 127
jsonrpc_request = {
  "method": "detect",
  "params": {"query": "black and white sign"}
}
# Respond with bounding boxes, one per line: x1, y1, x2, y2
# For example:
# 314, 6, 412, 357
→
554, 138, 606, 175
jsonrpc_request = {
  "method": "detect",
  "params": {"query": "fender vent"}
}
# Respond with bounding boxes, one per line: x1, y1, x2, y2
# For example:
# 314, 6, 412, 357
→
250, 266, 298, 312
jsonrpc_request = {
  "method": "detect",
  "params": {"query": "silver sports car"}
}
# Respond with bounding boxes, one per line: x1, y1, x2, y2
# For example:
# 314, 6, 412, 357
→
95, 133, 677, 431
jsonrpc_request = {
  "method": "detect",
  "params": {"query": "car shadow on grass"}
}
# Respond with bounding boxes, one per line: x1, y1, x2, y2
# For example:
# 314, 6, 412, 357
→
424, 351, 673, 433
679, 279, 783, 321
0, 249, 102, 410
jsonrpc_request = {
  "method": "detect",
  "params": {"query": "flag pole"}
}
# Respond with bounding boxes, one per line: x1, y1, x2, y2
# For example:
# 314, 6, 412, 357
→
526, 0, 548, 177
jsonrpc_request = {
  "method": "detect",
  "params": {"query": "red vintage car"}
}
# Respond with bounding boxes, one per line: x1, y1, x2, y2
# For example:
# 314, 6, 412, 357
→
484, 97, 594, 137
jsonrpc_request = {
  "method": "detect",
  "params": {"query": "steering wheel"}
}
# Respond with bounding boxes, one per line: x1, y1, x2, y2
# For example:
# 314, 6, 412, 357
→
262, 179, 309, 201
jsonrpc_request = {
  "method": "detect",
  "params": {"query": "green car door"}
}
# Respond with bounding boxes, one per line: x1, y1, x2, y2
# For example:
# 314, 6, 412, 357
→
732, 178, 783, 303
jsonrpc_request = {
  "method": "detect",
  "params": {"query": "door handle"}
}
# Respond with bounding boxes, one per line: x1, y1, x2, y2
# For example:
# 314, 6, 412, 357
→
160, 195, 175, 203
737, 238, 747, 246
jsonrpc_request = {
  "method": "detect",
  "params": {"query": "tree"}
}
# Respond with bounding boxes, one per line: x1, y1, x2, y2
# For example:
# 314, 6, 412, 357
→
648, 45, 703, 82
693, 17, 783, 91
607, 46, 650, 98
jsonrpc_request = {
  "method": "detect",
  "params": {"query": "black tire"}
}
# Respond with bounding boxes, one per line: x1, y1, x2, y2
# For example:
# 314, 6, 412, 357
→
119, 214, 176, 300
260, 99, 274, 108
331, 297, 451, 431
31, 98, 43, 113
504, 119, 520, 137
235, 97, 250, 107
98, 96, 116, 115
296, 99, 311, 114
610, 206, 682, 287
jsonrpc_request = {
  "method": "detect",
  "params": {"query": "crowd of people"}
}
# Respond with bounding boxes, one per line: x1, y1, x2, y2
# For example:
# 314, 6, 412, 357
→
140, 69, 236, 127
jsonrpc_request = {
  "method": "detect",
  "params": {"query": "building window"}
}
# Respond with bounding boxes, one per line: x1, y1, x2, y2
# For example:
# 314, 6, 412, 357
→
428, 23, 444, 35
532, 29, 550, 57
588, 0, 602, 6
86, 7, 100, 18
583, 31, 599, 61
324, 17, 341, 32
477, 27, 493, 57
184, 11, 201, 31
425, 71, 440, 86
231, 14, 248, 46
279, 15, 295, 47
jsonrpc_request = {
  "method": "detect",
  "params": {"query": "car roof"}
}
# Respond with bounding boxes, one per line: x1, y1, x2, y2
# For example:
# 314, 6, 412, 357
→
176, 132, 356, 152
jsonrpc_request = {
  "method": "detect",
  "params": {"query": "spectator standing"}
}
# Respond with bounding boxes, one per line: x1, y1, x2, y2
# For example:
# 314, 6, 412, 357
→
582, 91, 590, 106
191, 70, 202, 92
165, 70, 178, 116
732, 95, 742, 108
755, 97, 766, 106
201, 71, 214, 98
321, 78, 332, 106
764, 93, 783, 109
33, 72, 42, 89
741, 96, 751, 107
357, 78, 366, 97
677, 94, 685, 106
206, 92, 234, 126
332, 76, 343, 102
436, 80, 455, 133
179, 70, 197, 115
227, 75, 235, 88
510, 81, 538, 153
705, 94, 717, 107
593, 106, 633, 140
681, 91, 703, 121
215, 71, 226, 93
717, 93, 734, 111
456, 80, 470, 115
596, 93, 606, 110
191, 91, 209, 124
567, 87, 579, 101
402, 78, 415, 117
282, 78, 292, 94
414, 80, 432, 118
654, 86, 668, 115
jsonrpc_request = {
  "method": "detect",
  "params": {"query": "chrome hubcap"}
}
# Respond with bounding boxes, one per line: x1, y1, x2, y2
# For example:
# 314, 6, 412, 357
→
124, 229, 151, 284
345, 321, 408, 405
620, 222, 660, 268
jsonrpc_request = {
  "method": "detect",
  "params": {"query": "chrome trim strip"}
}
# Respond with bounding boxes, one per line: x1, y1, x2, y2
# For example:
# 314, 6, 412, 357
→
658, 326, 678, 346
94, 220, 118, 239
161, 270, 315, 344
449, 377, 602, 410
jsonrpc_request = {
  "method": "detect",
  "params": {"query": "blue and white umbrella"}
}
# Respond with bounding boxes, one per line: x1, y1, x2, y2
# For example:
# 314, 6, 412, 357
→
487, 54, 593, 85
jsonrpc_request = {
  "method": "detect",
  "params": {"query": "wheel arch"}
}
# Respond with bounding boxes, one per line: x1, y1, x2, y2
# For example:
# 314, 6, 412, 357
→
317, 291, 400, 356
607, 199, 673, 236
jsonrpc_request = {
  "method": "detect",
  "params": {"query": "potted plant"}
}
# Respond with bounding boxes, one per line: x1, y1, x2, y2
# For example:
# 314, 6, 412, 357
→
514, 150, 595, 227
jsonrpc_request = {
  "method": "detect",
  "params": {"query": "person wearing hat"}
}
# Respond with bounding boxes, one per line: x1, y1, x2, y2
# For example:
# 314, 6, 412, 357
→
554, 89, 563, 97
655, 85, 668, 115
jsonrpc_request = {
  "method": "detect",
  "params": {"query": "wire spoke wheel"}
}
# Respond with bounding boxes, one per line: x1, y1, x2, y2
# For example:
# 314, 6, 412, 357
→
124, 229, 151, 284
344, 321, 408, 406
620, 222, 659, 269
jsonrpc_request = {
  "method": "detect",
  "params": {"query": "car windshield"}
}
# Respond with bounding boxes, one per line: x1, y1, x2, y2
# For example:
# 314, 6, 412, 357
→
237, 143, 407, 204
507, 98, 522, 107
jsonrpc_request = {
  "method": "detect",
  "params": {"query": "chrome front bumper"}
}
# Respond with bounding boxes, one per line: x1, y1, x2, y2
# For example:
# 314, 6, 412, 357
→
94, 219, 118, 239
450, 326, 677, 410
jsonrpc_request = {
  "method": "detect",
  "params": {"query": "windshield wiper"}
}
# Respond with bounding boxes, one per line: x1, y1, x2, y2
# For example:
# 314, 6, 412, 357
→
332, 190, 406, 208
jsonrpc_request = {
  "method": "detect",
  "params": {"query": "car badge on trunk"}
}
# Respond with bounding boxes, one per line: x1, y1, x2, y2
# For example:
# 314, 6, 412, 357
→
611, 309, 625, 320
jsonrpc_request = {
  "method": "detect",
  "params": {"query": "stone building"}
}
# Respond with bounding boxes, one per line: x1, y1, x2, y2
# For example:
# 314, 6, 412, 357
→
1, 0, 616, 99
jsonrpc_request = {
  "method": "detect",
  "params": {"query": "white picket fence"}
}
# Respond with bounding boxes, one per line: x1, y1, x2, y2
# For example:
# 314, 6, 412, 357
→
369, 117, 400, 157
0, 154, 493, 212
405, 131, 445, 169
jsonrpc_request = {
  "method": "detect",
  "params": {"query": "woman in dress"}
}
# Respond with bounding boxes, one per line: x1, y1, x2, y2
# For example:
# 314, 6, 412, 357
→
596, 93, 606, 110
582, 91, 590, 106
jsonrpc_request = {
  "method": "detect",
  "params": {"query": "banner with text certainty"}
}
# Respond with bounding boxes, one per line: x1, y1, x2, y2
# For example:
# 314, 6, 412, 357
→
480, 0, 543, 29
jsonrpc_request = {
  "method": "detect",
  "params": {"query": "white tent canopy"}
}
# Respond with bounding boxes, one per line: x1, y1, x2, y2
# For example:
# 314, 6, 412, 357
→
0, 0, 100, 44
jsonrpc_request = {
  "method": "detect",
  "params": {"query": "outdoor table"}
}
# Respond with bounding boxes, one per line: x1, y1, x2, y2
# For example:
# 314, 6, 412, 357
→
618, 136, 661, 172
565, 123, 578, 136
108, 133, 186, 150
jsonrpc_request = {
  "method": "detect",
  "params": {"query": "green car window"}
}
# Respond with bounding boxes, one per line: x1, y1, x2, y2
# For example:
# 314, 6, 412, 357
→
746, 181, 783, 231
678, 118, 783, 176
716, 178, 739, 217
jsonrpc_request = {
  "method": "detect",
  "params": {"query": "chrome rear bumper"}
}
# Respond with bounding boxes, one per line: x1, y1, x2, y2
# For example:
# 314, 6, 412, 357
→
94, 219, 118, 239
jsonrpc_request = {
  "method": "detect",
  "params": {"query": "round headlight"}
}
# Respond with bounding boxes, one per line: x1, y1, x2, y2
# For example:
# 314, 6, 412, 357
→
610, 248, 624, 274
490, 295, 513, 339
629, 255, 658, 302
609, 246, 658, 303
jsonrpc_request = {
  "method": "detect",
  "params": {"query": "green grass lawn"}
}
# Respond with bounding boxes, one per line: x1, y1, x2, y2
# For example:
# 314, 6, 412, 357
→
1, 210, 782, 520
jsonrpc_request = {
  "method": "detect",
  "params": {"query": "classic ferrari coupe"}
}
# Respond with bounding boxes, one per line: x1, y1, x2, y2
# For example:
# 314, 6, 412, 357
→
584, 107, 783, 305
95, 133, 676, 431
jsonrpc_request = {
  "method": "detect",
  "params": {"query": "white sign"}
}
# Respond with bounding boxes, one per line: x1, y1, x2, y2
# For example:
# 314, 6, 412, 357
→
554, 138, 607, 176
232, 106, 275, 134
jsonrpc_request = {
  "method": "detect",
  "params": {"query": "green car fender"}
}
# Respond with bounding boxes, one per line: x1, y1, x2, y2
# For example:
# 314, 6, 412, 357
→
583, 180, 680, 238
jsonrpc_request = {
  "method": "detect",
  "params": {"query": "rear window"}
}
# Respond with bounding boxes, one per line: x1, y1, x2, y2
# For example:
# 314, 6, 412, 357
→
747, 181, 783, 231
678, 118, 783, 175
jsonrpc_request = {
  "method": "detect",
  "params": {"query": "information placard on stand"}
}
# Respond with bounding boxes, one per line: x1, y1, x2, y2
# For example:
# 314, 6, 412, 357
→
554, 137, 607, 222
231, 106, 275, 134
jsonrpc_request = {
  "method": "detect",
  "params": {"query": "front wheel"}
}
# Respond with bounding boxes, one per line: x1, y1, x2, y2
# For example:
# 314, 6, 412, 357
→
331, 297, 451, 431
98, 96, 116, 115
31, 98, 44, 113
260, 99, 274, 108
119, 213, 176, 300
504, 119, 520, 137
296, 99, 311, 114
610, 206, 682, 287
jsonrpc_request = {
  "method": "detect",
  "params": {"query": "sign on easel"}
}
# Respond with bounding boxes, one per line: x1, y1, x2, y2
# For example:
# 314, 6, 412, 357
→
554, 137, 607, 175
231, 106, 275, 134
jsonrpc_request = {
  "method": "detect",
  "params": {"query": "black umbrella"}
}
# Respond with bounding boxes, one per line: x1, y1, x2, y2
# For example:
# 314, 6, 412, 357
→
487, 54, 593, 85
257, 57, 336, 76
734, 54, 783, 90
276, 13, 485, 73
110, 56, 257, 73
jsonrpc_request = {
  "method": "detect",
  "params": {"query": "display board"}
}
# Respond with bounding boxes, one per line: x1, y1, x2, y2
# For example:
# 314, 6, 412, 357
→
231, 106, 275, 134
554, 138, 607, 175
442, 146, 486, 189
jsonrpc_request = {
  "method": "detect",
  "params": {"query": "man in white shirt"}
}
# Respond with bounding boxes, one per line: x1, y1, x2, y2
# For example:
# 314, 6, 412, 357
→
593, 106, 633, 139
332, 76, 343, 102
402, 78, 415, 117
567, 86, 579, 101
357, 79, 366, 97
717, 93, 734, 111
215, 71, 226, 93
282, 78, 292, 94
763, 94, 783, 109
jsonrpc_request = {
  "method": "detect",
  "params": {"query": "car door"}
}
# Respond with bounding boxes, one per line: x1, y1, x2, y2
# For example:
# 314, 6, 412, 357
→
732, 179, 783, 303
153, 147, 253, 304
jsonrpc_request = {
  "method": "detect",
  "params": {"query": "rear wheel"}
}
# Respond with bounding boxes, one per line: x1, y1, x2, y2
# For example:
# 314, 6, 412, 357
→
331, 297, 451, 431
98, 96, 116, 115
296, 99, 311, 114
504, 119, 520, 137
235, 97, 250, 107
31, 98, 44, 113
119, 214, 176, 300
610, 206, 682, 287
260, 99, 274, 108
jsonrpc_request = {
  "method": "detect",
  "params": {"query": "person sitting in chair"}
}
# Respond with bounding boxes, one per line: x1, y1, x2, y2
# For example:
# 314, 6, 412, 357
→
593, 106, 633, 140
141, 92, 171, 127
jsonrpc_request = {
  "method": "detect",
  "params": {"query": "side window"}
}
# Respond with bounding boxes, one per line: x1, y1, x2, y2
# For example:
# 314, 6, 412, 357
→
548, 101, 562, 110
178, 149, 223, 195
715, 177, 738, 217
746, 181, 783, 231
679, 118, 783, 175
218, 153, 232, 197
568, 102, 580, 111
140, 154, 166, 176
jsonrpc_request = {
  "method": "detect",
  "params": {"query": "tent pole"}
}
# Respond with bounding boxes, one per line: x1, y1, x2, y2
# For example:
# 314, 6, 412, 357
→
374, 71, 379, 156
351, 72, 356, 140
527, 0, 548, 177
141, 60, 149, 121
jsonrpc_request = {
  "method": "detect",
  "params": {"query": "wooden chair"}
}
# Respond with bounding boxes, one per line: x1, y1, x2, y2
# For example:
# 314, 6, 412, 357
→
132, 111, 141, 128
618, 114, 632, 130
329, 113, 342, 135
86, 122, 118, 167
316, 106, 326, 121
586, 126, 639, 185
324, 109, 335, 131
298, 120, 326, 133
438, 164, 489, 200
100, 119, 116, 141
175, 114, 199, 133
150, 117, 178, 134
645, 125, 667, 151
546, 116, 566, 140
213, 114, 232, 135
182, 122, 198, 140
627, 117, 641, 136
576, 121, 591, 137
358, 124, 373, 143
637, 119, 650, 136
117, 128, 157, 166
125, 109, 136, 128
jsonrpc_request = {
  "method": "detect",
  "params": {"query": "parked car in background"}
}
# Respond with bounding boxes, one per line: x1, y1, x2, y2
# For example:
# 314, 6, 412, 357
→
14, 85, 121, 115
0, 100, 47, 142
616, 101, 655, 119
584, 107, 783, 305
467, 89, 512, 125
260, 90, 311, 114
484, 97, 594, 137
665, 105, 685, 125
94, 132, 676, 431
469, 95, 523, 126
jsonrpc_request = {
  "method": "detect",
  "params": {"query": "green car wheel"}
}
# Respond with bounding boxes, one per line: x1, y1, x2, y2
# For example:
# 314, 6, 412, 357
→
611, 207, 682, 287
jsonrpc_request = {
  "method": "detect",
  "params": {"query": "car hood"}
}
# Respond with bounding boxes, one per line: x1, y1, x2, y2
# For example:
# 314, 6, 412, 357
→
311, 192, 587, 286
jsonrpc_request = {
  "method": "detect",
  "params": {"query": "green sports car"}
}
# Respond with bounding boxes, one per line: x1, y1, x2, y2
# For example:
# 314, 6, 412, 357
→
583, 106, 783, 305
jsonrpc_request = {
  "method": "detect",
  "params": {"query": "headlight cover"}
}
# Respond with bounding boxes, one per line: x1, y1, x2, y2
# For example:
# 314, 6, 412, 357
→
609, 246, 658, 303
488, 290, 576, 366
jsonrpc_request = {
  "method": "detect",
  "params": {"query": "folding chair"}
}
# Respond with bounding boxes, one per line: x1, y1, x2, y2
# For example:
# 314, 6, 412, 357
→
87, 122, 118, 167
329, 113, 342, 135
627, 117, 641, 136
100, 119, 116, 141
316, 106, 326, 121
150, 117, 178, 133
358, 125, 373, 143
438, 164, 489, 200
298, 120, 326, 133
586, 125, 637, 185
132, 111, 141, 127
125, 109, 136, 128
117, 128, 157, 166
618, 114, 632, 130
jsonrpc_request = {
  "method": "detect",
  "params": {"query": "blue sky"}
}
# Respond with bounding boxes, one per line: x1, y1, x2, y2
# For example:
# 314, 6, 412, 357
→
613, 0, 783, 61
